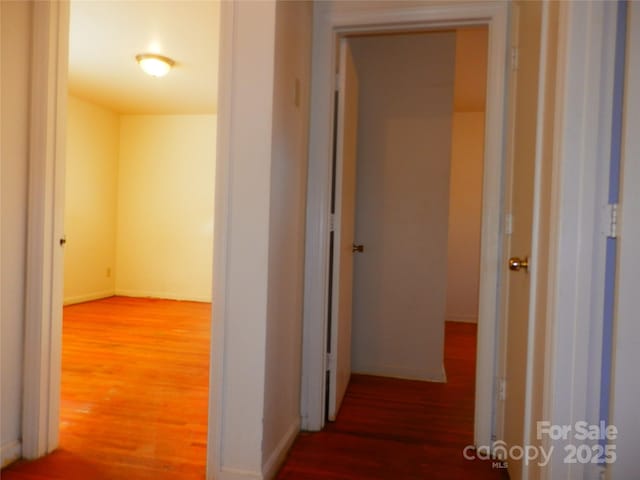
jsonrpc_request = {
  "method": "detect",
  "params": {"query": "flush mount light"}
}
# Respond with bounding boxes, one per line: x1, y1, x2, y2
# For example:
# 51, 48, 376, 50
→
135, 53, 175, 77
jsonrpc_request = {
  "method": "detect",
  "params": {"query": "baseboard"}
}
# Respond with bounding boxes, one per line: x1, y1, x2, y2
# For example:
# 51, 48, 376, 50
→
446, 315, 478, 323
262, 418, 300, 480
217, 467, 262, 480
114, 289, 211, 303
63, 290, 114, 305
352, 365, 446, 383
1, 440, 22, 468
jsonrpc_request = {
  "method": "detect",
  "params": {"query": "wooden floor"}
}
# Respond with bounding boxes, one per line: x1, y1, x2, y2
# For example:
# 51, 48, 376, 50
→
3, 300, 501, 479
276, 322, 505, 480
2, 296, 211, 480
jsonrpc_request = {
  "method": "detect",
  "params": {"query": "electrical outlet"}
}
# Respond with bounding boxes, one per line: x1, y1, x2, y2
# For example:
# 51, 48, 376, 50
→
106, 267, 111, 278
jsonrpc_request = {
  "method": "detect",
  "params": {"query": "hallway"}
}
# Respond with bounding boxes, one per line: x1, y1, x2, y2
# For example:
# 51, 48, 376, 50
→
277, 322, 505, 479
2, 305, 503, 479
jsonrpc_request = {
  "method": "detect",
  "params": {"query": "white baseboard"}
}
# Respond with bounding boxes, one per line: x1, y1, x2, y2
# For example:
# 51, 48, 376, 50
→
63, 290, 114, 305
114, 289, 211, 303
446, 315, 478, 323
1, 440, 22, 468
262, 418, 300, 480
217, 468, 262, 480
352, 365, 446, 383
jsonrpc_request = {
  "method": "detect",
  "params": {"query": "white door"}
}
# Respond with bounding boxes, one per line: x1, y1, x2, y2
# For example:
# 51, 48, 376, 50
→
327, 38, 359, 421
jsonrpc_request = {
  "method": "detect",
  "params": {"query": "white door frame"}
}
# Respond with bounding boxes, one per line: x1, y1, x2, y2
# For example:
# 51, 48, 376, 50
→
540, 2, 619, 479
22, 0, 69, 458
301, 1, 509, 447
21, 4, 229, 479
610, 2, 640, 478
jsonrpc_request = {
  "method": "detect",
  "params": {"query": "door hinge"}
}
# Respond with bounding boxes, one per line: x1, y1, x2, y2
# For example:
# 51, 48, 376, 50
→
498, 378, 506, 401
604, 203, 619, 238
505, 213, 513, 235
329, 213, 335, 232
326, 352, 335, 371
511, 46, 519, 71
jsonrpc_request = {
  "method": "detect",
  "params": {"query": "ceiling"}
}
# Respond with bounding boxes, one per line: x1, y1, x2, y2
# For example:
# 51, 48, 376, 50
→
68, 1, 220, 115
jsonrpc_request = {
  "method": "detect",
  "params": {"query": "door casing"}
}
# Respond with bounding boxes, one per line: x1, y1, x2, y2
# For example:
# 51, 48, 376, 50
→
301, 1, 509, 448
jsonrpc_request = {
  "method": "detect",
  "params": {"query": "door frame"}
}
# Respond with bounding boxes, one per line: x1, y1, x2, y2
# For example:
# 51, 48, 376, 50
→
22, 0, 69, 458
610, 2, 640, 477
538, 2, 620, 479
300, 1, 509, 447
20, 2, 227, 475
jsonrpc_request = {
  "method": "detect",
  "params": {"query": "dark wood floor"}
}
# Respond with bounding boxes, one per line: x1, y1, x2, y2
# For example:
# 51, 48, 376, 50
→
3, 298, 501, 479
276, 322, 504, 479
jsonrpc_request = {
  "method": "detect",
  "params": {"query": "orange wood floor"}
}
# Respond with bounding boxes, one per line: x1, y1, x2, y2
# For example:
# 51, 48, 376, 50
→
3, 300, 501, 479
2, 296, 211, 480
276, 322, 505, 480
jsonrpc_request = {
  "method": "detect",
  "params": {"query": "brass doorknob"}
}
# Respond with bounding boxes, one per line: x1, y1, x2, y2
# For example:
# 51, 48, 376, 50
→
352, 244, 364, 253
508, 256, 528, 272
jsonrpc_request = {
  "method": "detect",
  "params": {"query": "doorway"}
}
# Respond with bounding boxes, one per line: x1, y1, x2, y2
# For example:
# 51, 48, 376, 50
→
62, 0, 217, 476
339, 29, 489, 389
301, 3, 509, 450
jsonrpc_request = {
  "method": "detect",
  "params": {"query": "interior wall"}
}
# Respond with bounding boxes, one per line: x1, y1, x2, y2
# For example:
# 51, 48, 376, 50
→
64, 95, 119, 304
445, 27, 488, 323
209, 1, 276, 474
262, 0, 312, 472
349, 32, 456, 382
115, 115, 216, 302
0, 0, 32, 465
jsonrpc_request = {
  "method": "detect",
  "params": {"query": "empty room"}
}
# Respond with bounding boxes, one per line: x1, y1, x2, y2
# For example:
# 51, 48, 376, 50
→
2, 2, 219, 479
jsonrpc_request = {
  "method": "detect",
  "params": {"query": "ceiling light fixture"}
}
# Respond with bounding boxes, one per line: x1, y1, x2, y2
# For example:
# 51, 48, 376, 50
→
135, 53, 175, 77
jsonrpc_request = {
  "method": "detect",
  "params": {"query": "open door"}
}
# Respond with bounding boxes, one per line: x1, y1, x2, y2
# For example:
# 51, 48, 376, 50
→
327, 38, 359, 421
501, 2, 543, 479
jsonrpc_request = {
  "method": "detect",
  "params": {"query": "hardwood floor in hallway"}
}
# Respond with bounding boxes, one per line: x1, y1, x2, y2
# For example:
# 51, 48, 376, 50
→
276, 322, 505, 480
2, 296, 211, 480
3, 303, 502, 479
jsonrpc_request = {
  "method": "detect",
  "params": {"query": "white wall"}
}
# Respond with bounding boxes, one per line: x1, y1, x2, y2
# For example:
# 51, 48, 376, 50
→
116, 115, 216, 302
0, 0, 31, 465
64, 106, 215, 304
209, 1, 315, 476
349, 32, 456, 382
64, 95, 119, 304
209, 1, 275, 475
445, 28, 487, 323
262, 0, 312, 473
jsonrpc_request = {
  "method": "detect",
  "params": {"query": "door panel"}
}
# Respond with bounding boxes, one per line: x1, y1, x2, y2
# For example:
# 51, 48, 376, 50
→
503, 2, 542, 478
328, 38, 359, 421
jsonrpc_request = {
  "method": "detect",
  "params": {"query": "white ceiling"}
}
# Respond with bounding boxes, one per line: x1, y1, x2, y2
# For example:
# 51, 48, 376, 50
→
68, 1, 220, 115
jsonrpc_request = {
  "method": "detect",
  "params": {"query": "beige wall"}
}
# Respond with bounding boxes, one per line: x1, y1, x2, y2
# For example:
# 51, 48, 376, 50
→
64, 96, 119, 304
64, 101, 216, 304
116, 115, 216, 302
349, 32, 456, 381
445, 27, 488, 323
262, 0, 312, 470
1, 0, 32, 465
